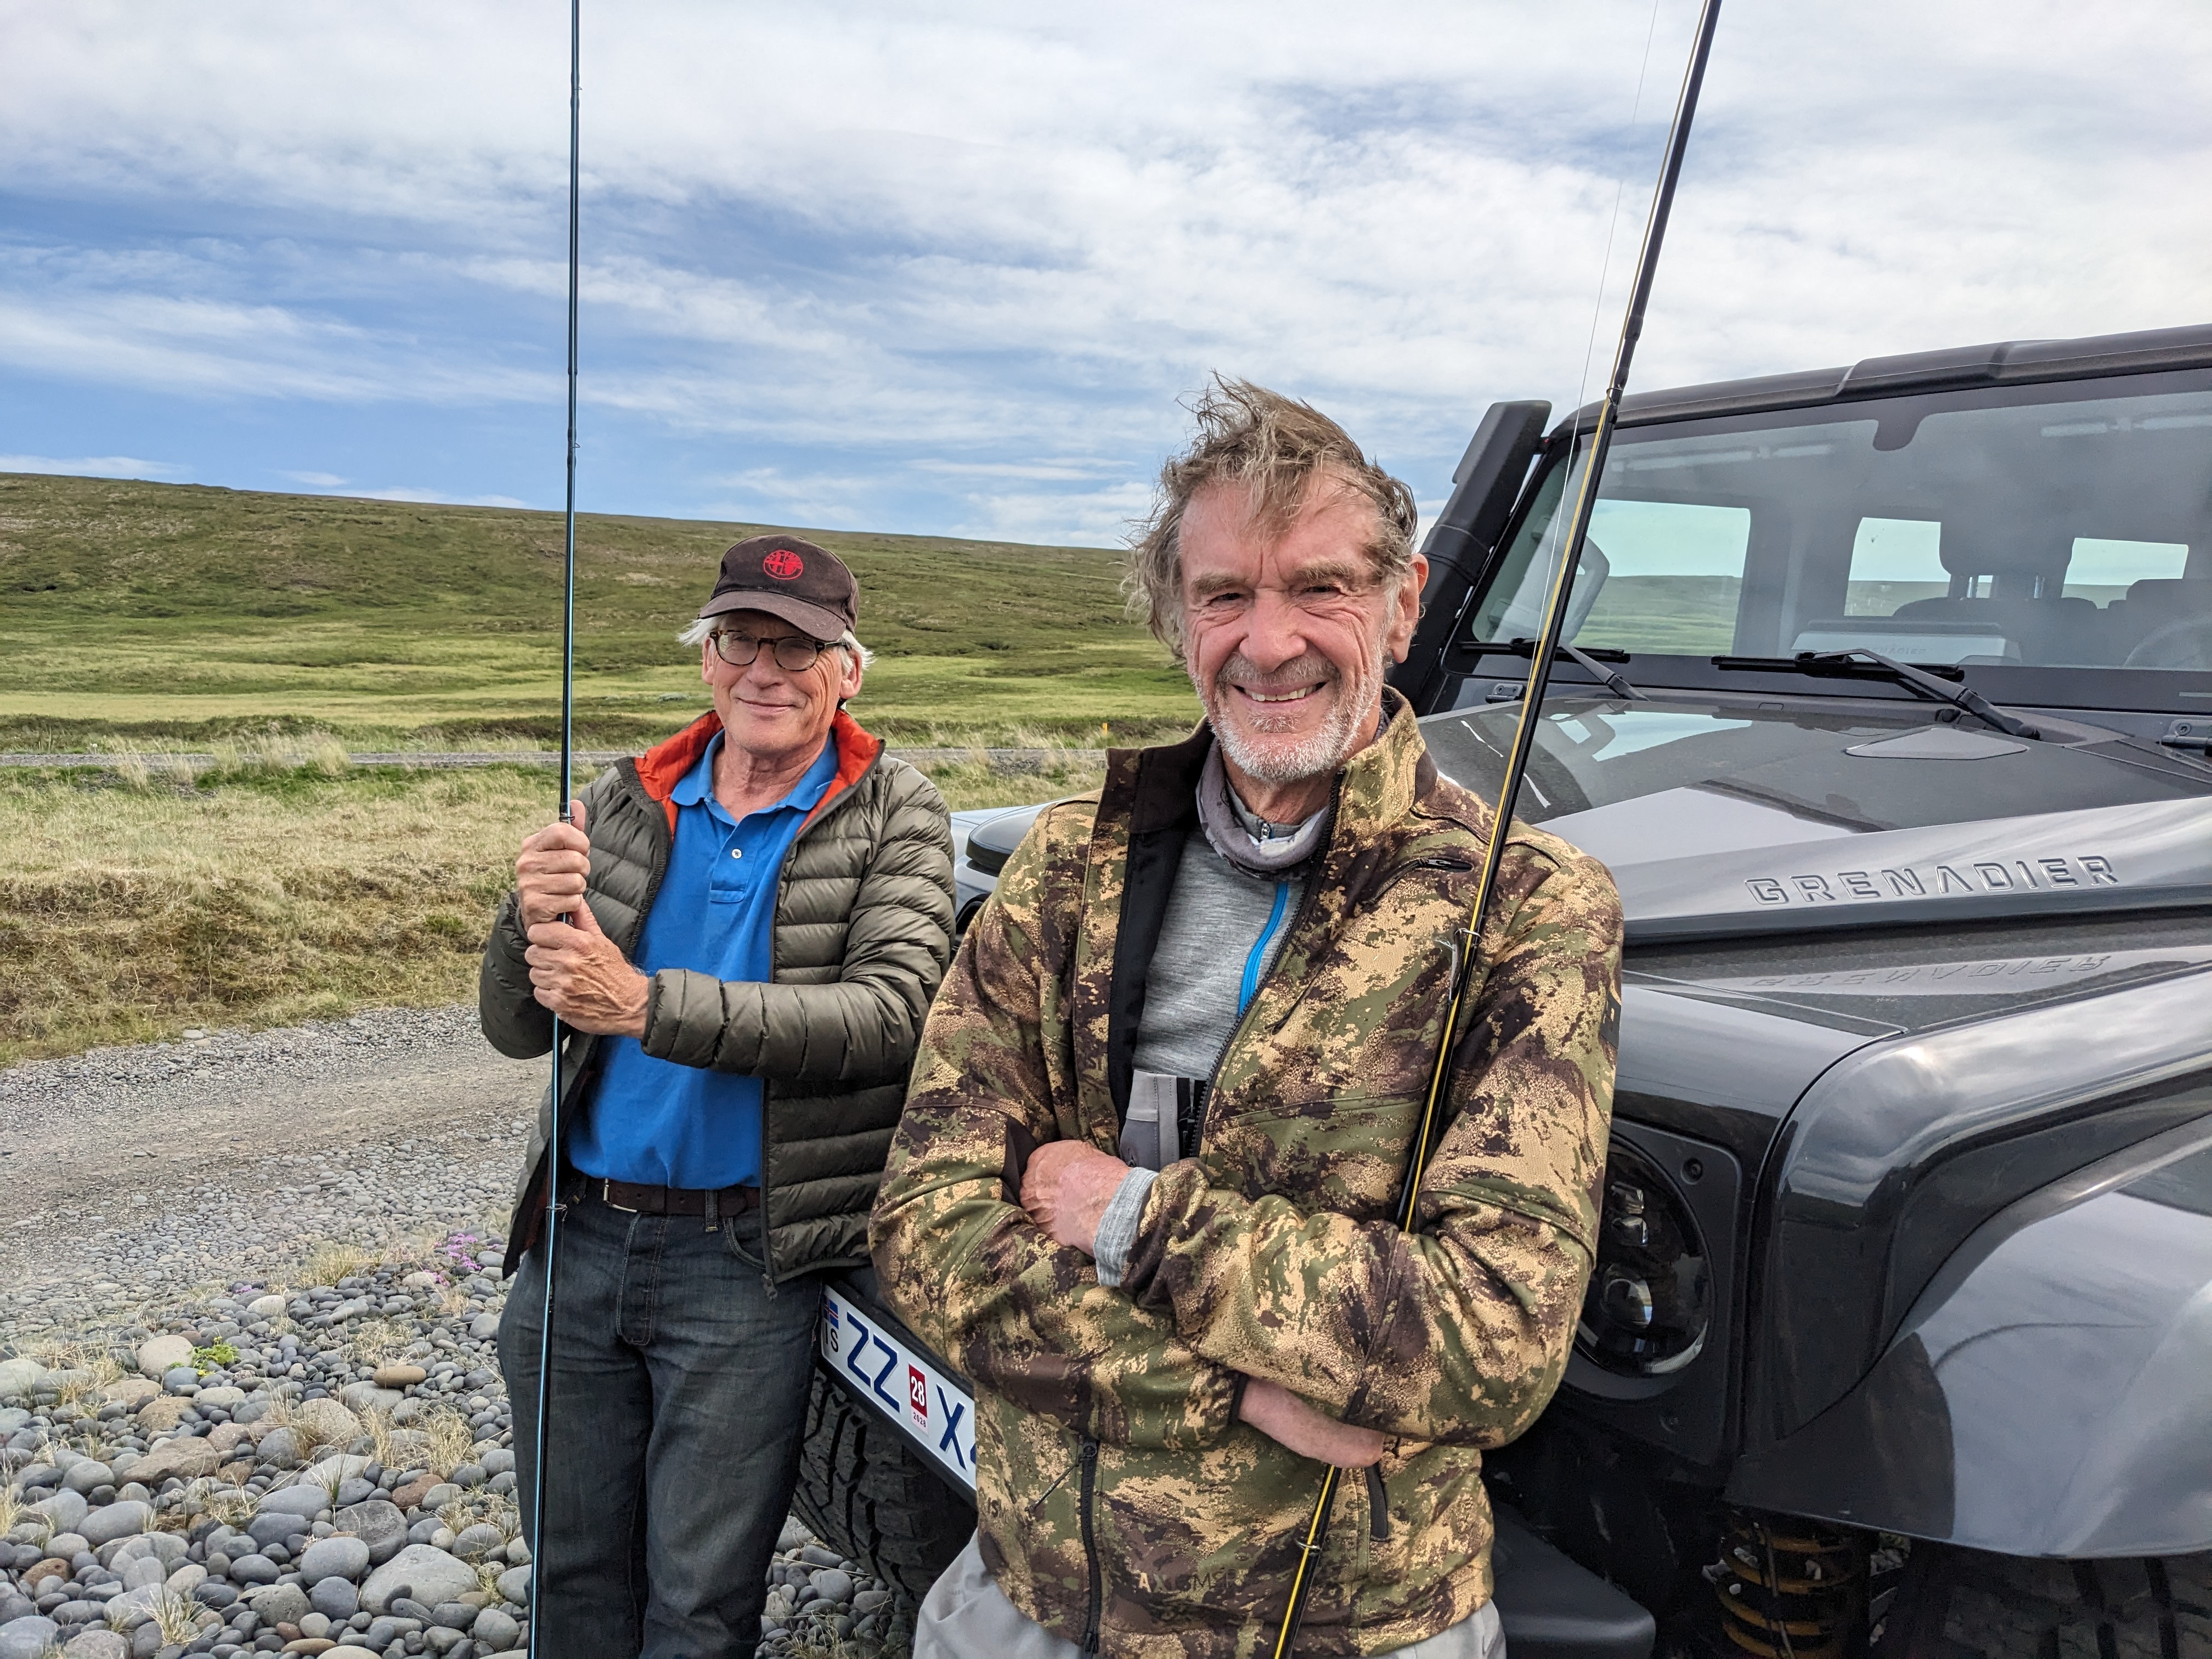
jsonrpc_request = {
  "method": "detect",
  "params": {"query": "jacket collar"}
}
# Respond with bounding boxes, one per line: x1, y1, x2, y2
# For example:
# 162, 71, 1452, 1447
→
633, 708, 884, 834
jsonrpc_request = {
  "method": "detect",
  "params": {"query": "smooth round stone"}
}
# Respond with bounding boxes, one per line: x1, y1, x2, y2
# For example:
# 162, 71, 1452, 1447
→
245, 1513, 300, 1550
59, 1626, 128, 1658
359, 1544, 479, 1614
371, 1366, 426, 1389
309, 1576, 359, 1621
62, 1462, 114, 1497
466, 1610, 517, 1659
78, 1501, 152, 1547
493, 1568, 529, 1606
323, 1648, 383, 1658
229, 1553, 280, 1585
449, 1524, 504, 1561
248, 1581, 311, 1627
257, 1485, 332, 1520
247, 1296, 287, 1321
121, 1556, 167, 1592
135, 1337, 193, 1380
470, 1607, 521, 1652
32, 1489, 89, 1534
160, 1368, 200, 1395
0, 1618, 60, 1659
195, 1387, 246, 1412
807, 1567, 854, 1606
298, 1537, 370, 1583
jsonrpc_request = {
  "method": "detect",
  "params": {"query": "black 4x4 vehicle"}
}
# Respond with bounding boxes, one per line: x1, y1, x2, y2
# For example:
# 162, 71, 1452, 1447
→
799, 323, 2212, 1659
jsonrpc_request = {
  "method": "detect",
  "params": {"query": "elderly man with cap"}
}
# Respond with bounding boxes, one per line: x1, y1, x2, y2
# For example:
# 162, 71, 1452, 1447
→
481, 535, 956, 1658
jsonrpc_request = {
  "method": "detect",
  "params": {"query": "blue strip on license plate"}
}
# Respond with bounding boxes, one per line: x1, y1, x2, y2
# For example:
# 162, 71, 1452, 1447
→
820, 1285, 977, 1489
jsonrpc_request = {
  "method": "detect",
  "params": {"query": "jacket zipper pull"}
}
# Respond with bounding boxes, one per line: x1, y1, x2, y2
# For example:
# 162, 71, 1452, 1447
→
1365, 1462, 1392, 1542
1079, 1437, 1103, 1655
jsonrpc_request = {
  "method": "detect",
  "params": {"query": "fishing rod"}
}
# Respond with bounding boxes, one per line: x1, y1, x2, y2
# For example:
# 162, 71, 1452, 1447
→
1267, 1, 1724, 1651
528, 0, 582, 1640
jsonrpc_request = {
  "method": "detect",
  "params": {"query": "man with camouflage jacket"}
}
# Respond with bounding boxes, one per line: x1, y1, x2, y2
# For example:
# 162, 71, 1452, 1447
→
871, 380, 1624, 1657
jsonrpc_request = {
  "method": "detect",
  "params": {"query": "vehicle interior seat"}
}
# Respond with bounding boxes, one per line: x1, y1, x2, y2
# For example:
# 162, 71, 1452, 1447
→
2102, 577, 2212, 659
1888, 591, 2098, 664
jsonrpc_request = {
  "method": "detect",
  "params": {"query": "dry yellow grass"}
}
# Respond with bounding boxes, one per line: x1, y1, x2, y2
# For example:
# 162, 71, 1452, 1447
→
0, 766, 551, 1065
0, 744, 1101, 1065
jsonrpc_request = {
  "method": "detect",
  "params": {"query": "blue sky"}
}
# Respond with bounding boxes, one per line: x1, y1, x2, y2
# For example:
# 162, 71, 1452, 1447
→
3, 1, 2208, 546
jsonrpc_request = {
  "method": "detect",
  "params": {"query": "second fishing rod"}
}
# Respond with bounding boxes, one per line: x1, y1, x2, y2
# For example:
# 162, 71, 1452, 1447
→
1266, 1, 1724, 1652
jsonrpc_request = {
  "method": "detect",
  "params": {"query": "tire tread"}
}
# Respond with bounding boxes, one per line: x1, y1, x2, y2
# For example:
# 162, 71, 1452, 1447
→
791, 1367, 974, 1604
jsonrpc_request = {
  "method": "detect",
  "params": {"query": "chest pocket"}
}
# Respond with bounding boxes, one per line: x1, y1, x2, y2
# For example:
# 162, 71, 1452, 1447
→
1203, 1094, 1424, 1219
1199, 864, 1472, 1217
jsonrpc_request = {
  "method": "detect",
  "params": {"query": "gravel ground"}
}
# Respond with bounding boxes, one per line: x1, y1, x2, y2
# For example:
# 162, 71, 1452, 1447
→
1, 1010, 909, 1658
0, 1009, 538, 1350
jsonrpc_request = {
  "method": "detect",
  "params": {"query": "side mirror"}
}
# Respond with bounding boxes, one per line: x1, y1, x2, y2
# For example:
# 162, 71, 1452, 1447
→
1393, 401, 1551, 705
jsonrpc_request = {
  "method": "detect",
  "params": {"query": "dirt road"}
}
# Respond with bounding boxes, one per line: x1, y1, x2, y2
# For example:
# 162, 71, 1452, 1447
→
0, 1007, 544, 1347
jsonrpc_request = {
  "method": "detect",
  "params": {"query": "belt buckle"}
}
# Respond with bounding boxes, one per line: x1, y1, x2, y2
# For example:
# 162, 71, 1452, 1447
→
599, 1178, 640, 1214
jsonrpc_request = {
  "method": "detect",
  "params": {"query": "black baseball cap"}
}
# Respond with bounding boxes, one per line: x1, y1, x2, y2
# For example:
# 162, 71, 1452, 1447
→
697, 535, 858, 642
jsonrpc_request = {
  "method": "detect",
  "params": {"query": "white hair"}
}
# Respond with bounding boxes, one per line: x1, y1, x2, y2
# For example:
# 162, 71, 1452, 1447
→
678, 614, 874, 670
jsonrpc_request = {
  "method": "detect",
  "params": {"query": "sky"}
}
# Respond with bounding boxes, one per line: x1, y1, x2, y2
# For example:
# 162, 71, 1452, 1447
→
2, 2, 2208, 547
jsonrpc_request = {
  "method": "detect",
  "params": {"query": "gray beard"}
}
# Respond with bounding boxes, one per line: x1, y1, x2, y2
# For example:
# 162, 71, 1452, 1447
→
1199, 647, 1384, 785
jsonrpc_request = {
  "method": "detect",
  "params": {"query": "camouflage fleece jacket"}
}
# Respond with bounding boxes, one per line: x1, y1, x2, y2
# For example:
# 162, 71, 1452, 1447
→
870, 697, 1623, 1657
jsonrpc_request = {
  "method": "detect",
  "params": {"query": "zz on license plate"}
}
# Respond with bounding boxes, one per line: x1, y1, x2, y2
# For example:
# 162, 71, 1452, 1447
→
820, 1286, 977, 1489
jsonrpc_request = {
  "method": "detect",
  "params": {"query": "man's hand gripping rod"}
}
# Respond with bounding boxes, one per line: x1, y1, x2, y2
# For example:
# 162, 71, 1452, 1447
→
1266, 2, 1723, 1650
527, 0, 582, 1643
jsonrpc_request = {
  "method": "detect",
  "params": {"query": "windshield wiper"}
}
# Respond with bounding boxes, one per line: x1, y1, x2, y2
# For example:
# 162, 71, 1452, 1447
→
1470, 639, 1649, 701
1714, 648, 2041, 740
1562, 645, 1648, 702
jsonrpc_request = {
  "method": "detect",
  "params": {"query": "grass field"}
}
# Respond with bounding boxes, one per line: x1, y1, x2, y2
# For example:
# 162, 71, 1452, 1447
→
0, 747, 1103, 1066
0, 470, 1199, 752
0, 469, 1155, 1059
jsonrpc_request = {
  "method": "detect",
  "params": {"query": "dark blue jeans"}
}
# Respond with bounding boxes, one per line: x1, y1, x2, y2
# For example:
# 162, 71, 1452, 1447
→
499, 1189, 822, 1659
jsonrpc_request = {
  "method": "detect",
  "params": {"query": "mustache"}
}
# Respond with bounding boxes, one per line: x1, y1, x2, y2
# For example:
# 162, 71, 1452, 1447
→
1214, 653, 1339, 695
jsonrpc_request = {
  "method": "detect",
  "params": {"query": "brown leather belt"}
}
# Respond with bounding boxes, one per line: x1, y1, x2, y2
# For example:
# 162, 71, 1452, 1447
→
565, 1173, 760, 1217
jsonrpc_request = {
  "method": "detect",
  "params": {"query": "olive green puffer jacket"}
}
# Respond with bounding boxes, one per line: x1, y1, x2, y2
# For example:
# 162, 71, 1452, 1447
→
481, 709, 956, 1282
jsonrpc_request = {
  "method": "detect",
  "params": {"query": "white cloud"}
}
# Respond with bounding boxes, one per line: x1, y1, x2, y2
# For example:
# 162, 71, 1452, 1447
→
0, 453, 187, 480
280, 470, 347, 487
1, 2, 2208, 537
347, 487, 531, 509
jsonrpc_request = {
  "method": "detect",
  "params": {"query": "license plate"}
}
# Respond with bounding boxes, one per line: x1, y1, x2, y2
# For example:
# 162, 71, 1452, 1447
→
820, 1285, 978, 1488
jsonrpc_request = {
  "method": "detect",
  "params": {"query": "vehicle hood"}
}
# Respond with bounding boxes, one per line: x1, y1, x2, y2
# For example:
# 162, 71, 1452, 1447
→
1420, 699, 2212, 942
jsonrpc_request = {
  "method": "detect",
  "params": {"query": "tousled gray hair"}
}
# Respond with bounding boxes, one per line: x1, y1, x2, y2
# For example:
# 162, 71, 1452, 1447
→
678, 614, 876, 671
1124, 377, 1419, 662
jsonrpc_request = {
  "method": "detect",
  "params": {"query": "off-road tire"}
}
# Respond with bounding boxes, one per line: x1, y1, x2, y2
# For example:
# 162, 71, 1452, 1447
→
1887, 1545, 2211, 1659
791, 1365, 974, 1604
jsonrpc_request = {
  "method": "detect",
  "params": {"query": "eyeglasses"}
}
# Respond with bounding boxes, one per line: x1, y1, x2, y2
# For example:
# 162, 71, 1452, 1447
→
709, 631, 834, 672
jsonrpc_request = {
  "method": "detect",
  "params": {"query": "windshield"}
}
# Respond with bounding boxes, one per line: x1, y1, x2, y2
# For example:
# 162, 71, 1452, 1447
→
1467, 370, 2212, 708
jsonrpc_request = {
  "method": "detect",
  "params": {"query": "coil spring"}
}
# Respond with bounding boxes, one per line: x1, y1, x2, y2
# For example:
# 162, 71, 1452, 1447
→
1709, 1514, 1867, 1659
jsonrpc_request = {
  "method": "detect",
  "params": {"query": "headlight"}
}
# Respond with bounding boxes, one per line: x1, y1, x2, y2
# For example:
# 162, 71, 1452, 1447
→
1576, 1139, 1712, 1376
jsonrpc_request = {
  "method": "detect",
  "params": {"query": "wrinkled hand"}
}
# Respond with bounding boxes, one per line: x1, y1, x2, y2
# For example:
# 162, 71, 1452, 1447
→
1238, 1378, 1386, 1469
516, 800, 591, 929
524, 893, 650, 1037
1020, 1141, 1130, 1256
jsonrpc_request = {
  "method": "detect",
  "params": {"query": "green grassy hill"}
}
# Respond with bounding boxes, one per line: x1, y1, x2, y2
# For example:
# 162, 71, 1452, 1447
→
0, 472, 1199, 749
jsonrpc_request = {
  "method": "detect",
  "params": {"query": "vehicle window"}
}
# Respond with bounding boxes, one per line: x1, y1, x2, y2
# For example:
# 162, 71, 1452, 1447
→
1843, 518, 1945, 614
1466, 377, 2212, 683
1573, 501, 1750, 656
2062, 537, 2189, 602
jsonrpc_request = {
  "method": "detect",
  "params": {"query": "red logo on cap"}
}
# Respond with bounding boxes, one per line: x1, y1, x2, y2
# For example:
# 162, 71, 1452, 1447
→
762, 548, 804, 580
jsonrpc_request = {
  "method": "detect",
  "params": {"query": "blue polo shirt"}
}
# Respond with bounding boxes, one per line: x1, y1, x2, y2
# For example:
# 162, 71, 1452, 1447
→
569, 732, 842, 1189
